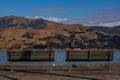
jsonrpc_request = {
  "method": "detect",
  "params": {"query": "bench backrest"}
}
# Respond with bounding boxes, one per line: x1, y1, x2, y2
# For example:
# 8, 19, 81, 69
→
65, 50, 114, 61
7, 50, 54, 62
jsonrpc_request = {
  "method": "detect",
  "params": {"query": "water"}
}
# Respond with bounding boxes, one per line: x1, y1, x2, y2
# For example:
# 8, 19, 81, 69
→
0, 50, 120, 65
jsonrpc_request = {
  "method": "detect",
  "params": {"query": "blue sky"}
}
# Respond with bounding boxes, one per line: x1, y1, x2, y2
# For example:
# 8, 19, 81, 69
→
0, 0, 120, 26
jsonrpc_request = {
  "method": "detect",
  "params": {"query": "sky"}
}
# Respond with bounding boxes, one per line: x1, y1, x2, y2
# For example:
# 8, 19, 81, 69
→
0, 0, 120, 27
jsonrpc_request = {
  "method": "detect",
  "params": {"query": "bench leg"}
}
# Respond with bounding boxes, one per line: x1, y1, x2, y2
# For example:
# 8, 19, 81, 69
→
68, 61, 71, 72
10, 63, 13, 72
49, 61, 52, 72
108, 61, 110, 72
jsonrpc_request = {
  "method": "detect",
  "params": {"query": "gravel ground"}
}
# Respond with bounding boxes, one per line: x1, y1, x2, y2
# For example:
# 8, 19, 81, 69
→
0, 64, 120, 80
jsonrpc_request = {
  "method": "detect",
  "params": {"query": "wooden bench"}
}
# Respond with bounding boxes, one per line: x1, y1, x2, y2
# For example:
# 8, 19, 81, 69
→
7, 50, 55, 72
65, 49, 114, 72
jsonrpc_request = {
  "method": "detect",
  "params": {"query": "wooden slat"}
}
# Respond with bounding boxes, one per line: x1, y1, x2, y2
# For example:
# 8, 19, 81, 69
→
7, 50, 55, 61
66, 51, 88, 61
65, 50, 114, 61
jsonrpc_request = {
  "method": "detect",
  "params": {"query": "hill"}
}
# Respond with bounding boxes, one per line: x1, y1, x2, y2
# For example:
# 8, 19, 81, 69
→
0, 16, 120, 50
0, 26, 120, 50
0, 16, 63, 29
90, 26, 120, 34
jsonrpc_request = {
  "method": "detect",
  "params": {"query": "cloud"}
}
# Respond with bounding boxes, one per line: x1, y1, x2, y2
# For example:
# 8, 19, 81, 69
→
26, 16, 120, 27
97, 21, 120, 27
32, 6, 83, 14
39, 16, 68, 22
85, 8, 120, 26
61, 18, 120, 27
87, 21, 97, 25
26, 16, 31, 18
27, 16, 68, 22
87, 8, 120, 23
60, 8, 120, 27
26, 8, 120, 27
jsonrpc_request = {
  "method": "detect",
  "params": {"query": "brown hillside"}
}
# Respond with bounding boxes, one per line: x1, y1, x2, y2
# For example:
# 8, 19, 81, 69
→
0, 16, 120, 50
0, 16, 61, 29
0, 26, 120, 50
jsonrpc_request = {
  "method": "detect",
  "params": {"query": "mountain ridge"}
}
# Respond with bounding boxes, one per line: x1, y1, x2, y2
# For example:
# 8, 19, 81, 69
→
0, 16, 120, 50
0, 16, 63, 29
90, 26, 120, 34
